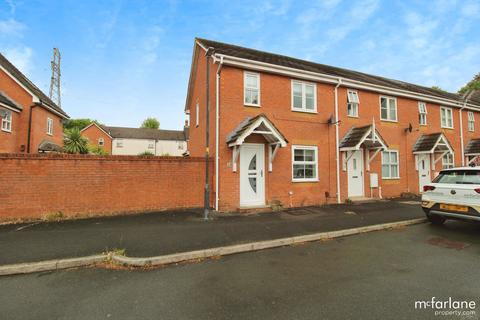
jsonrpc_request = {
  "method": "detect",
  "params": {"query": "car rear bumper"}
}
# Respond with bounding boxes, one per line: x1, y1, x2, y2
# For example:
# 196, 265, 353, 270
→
422, 201, 480, 221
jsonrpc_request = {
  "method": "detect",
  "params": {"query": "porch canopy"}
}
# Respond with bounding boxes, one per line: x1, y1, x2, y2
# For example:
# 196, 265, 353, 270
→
412, 133, 454, 169
38, 140, 62, 153
465, 138, 480, 165
339, 125, 388, 171
226, 114, 288, 172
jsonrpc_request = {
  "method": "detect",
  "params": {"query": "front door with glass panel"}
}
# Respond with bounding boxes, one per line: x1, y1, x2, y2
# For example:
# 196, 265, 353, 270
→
417, 154, 431, 193
240, 144, 265, 207
347, 150, 364, 197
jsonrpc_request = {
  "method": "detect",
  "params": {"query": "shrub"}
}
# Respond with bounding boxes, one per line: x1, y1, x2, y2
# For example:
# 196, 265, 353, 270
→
138, 151, 155, 156
89, 145, 108, 155
63, 128, 89, 154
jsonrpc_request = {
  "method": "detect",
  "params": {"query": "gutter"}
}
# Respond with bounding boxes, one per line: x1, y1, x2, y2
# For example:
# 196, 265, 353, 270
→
334, 79, 342, 203
214, 56, 224, 211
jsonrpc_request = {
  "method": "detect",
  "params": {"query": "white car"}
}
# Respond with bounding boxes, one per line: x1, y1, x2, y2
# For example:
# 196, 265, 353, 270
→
422, 167, 480, 225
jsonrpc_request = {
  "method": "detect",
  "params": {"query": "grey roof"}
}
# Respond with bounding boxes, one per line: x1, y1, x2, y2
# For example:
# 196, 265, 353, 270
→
339, 125, 387, 149
412, 133, 453, 153
226, 113, 288, 145
0, 53, 68, 118
465, 139, 480, 155
0, 91, 21, 111
38, 140, 62, 153
102, 126, 187, 141
197, 38, 479, 107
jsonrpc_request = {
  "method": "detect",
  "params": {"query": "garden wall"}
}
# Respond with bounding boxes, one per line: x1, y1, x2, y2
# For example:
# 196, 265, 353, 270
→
0, 154, 213, 221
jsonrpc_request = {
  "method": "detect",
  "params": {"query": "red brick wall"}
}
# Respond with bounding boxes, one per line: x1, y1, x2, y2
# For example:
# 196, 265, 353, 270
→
81, 124, 113, 154
0, 68, 65, 153
0, 154, 213, 221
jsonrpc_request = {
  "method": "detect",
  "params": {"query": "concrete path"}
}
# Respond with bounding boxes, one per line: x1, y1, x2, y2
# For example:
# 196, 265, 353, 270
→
0, 199, 423, 266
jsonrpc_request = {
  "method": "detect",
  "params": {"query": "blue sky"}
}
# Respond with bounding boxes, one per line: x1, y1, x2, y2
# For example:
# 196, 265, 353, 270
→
1, 0, 479, 129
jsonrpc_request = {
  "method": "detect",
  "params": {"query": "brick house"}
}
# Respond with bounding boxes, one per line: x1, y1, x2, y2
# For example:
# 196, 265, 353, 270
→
0, 53, 69, 153
185, 38, 480, 212
80, 122, 188, 156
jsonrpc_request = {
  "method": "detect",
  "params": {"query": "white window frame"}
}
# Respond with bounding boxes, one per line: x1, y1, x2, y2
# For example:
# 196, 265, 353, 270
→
291, 145, 319, 182
442, 153, 454, 169
440, 107, 453, 129
468, 111, 475, 132
418, 102, 427, 125
379, 96, 398, 122
195, 102, 199, 127
244, 71, 260, 107
347, 89, 359, 117
98, 138, 105, 146
381, 150, 400, 179
116, 140, 124, 148
1, 109, 12, 132
47, 117, 53, 135
148, 142, 154, 149
291, 80, 317, 113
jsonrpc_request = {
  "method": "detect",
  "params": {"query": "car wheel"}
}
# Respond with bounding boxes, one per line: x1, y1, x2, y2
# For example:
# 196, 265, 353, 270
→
427, 214, 446, 225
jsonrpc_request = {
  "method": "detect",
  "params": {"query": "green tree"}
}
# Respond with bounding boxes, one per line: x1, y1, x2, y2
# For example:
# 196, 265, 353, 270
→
63, 118, 94, 131
141, 117, 160, 129
431, 86, 447, 92
458, 73, 480, 94
63, 128, 89, 154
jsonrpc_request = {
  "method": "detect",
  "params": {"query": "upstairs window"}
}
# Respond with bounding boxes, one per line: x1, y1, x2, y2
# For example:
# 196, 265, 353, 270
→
195, 102, 199, 127
418, 102, 427, 125
98, 138, 104, 146
380, 96, 397, 121
347, 89, 359, 117
47, 118, 53, 135
1, 109, 12, 132
468, 111, 475, 132
116, 140, 123, 148
381, 150, 399, 179
442, 153, 454, 169
244, 72, 260, 106
292, 145, 318, 182
440, 107, 453, 129
291, 80, 316, 112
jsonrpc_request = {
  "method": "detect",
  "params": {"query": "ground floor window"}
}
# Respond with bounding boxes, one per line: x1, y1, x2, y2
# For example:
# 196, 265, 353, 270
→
292, 145, 318, 182
381, 150, 399, 179
442, 153, 454, 169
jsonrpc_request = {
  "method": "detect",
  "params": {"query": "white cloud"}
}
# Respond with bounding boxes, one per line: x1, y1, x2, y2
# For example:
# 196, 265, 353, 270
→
3, 46, 33, 74
141, 26, 163, 65
404, 12, 438, 49
0, 18, 25, 37
461, 0, 480, 16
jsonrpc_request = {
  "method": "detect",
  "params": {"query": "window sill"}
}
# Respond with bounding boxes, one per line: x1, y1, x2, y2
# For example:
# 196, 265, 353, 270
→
47, 133, 53, 136
292, 179, 319, 183
382, 177, 400, 180
347, 115, 359, 118
1, 128, 12, 133
441, 127, 454, 130
380, 118, 398, 123
291, 109, 318, 114
244, 103, 261, 108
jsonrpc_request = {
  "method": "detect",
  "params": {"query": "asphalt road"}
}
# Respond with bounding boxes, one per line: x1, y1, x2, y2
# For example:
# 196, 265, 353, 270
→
2, 221, 480, 320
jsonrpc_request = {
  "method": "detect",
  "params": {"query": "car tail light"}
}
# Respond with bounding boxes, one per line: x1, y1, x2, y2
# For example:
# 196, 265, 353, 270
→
423, 185, 436, 192
475, 188, 480, 194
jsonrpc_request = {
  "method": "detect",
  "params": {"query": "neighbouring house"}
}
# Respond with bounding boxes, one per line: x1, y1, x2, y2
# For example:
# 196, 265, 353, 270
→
80, 122, 188, 156
185, 38, 480, 212
0, 53, 69, 153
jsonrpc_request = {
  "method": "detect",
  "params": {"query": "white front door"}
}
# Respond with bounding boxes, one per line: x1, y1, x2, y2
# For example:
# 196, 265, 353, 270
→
418, 154, 431, 193
347, 150, 364, 198
240, 144, 265, 207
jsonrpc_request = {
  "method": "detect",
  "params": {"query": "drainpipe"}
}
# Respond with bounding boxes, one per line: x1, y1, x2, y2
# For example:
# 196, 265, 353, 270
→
334, 78, 342, 203
26, 103, 39, 153
204, 47, 215, 220
215, 56, 223, 211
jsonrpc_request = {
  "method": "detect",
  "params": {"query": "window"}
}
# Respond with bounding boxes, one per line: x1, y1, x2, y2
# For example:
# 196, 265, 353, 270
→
347, 89, 359, 117
1, 109, 12, 132
468, 111, 475, 132
47, 117, 53, 135
291, 80, 316, 112
148, 143, 154, 149
116, 140, 123, 148
440, 107, 453, 128
381, 150, 399, 179
442, 153, 454, 169
380, 96, 397, 121
244, 72, 260, 106
418, 102, 427, 125
177, 141, 184, 150
292, 145, 318, 182
98, 138, 104, 146
195, 102, 199, 127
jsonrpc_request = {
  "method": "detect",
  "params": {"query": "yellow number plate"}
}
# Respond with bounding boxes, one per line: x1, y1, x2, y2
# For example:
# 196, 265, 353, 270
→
440, 204, 468, 212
